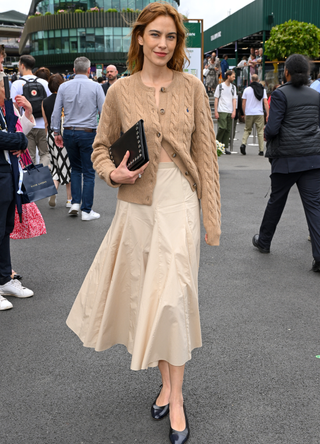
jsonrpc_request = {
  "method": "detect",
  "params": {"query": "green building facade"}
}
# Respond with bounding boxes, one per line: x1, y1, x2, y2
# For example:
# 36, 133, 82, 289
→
204, 0, 320, 61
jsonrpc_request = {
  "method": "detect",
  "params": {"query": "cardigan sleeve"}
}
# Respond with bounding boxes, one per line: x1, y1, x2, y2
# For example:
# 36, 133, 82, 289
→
91, 84, 122, 188
0, 130, 28, 152
191, 82, 221, 246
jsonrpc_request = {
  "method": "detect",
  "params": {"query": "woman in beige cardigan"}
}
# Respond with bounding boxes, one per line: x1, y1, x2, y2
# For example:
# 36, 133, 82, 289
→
66, 3, 220, 443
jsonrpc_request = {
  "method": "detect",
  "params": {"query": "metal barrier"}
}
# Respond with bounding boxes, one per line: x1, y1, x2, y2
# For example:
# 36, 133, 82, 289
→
229, 119, 237, 153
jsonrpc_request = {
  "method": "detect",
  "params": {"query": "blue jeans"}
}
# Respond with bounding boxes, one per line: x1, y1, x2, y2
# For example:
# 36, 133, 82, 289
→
63, 129, 96, 213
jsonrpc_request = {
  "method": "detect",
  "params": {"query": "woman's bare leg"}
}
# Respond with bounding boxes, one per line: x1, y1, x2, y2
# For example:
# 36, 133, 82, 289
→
66, 182, 72, 201
168, 363, 186, 431
157, 360, 171, 406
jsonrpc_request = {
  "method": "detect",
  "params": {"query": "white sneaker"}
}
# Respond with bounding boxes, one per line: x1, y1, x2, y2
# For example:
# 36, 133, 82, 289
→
66, 200, 72, 208
81, 210, 100, 221
0, 279, 34, 298
0, 295, 13, 310
48, 195, 57, 207
68, 203, 80, 216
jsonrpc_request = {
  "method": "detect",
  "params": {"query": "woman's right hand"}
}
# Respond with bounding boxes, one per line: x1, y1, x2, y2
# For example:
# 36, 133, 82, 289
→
110, 151, 149, 185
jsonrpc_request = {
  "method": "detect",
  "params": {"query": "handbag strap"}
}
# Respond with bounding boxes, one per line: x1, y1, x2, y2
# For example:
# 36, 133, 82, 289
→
20, 157, 40, 174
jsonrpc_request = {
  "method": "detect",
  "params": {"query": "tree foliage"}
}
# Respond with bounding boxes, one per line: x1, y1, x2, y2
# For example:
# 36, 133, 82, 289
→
264, 20, 320, 60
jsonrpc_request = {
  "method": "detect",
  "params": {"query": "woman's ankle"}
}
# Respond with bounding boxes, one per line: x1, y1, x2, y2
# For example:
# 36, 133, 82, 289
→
169, 394, 184, 407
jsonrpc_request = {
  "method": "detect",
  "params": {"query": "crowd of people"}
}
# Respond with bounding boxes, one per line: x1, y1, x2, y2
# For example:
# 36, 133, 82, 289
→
1, 4, 320, 443
204, 48, 320, 280
0, 51, 124, 313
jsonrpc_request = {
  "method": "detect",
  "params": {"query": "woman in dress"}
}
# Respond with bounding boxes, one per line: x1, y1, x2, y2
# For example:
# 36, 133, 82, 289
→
237, 56, 249, 86
42, 74, 71, 208
256, 48, 263, 81
205, 52, 221, 94
66, 3, 221, 443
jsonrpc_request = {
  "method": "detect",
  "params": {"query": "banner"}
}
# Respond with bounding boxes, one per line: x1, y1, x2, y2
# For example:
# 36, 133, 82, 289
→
184, 22, 202, 80
96, 64, 103, 78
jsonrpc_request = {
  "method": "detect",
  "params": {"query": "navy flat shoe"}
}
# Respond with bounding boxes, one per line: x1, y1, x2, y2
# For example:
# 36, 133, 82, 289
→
151, 386, 169, 421
169, 405, 189, 444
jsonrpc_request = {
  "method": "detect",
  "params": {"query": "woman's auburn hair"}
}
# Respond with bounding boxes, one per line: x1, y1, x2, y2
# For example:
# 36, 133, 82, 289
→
127, 2, 189, 74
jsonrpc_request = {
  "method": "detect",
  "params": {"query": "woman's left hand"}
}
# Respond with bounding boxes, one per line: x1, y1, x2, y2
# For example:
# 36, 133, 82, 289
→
15, 95, 32, 112
15, 95, 33, 120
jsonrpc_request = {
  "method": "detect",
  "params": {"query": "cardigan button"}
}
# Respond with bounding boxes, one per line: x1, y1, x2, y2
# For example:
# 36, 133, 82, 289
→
185, 171, 189, 176
172, 153, 176, 158
157, 132, 161, 138
160, 109, 165, 114
193, 183, 197, 188
160, 87, 165, 92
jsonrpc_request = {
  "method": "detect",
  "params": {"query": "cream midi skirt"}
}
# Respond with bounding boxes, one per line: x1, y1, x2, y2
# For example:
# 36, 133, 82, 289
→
66, 163, 202, 370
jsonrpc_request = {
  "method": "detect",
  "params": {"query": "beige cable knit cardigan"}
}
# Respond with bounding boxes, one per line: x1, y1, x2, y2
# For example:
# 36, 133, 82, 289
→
92, 70, 221, 246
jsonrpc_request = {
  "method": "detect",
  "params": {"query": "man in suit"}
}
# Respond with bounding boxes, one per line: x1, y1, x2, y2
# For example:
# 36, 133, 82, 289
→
0, 51, 34, 310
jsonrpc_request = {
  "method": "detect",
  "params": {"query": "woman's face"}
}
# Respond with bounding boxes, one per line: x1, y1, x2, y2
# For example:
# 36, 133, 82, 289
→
138, 15, 177, 69
0, 80, 5, 106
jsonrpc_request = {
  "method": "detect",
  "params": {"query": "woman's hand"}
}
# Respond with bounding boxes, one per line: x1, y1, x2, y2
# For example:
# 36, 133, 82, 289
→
110, 151, 149, 185
14, 95, 33, 121
10, 150, 24, 157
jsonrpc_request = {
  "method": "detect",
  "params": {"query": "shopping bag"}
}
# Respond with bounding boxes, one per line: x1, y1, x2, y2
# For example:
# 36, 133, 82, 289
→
22, 163, 57, 203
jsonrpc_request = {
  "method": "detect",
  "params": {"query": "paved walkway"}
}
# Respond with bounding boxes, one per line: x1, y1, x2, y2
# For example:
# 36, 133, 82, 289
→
1, 128, 319, 444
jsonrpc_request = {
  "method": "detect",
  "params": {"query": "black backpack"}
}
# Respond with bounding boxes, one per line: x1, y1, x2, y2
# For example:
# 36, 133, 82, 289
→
219, 83, 236, 98
20, 77, 47, 119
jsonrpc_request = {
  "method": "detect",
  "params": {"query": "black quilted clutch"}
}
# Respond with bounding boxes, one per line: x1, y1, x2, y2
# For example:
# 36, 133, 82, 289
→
109, 119, 149, 171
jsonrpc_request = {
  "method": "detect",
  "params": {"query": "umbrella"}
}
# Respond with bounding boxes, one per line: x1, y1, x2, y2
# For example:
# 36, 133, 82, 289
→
3, 76, 18, 132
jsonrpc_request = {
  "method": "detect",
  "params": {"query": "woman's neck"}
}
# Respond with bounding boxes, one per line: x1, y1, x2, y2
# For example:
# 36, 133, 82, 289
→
140, 63, 173, 87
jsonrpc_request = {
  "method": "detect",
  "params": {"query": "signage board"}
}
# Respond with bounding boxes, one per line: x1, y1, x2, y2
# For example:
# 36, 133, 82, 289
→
184, 22, 202, 80
96, 64, 103, 78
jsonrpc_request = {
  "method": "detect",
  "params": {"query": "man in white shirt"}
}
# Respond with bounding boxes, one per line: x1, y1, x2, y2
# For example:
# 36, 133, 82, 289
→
240, 74, 269, 156
214, 70, 237, 154
10, 55, 51, 166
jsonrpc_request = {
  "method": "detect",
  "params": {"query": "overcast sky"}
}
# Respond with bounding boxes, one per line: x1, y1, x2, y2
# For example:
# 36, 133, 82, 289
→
4, 0, 254, 30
